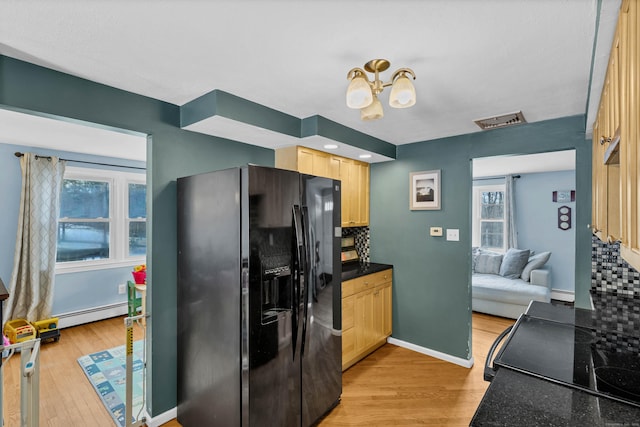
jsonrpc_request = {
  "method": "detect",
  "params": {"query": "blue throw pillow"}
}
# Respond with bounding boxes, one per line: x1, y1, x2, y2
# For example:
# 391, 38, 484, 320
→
499, 248, 530, 279
521, 251, 551, 281
475, 252, 503, 275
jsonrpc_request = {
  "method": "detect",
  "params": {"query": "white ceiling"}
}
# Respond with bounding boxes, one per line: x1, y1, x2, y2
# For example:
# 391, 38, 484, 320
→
473, 150, 575, 178
0, 0, 621, 165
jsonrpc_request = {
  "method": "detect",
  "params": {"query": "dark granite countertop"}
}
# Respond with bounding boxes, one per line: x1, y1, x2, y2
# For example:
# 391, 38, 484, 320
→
471, 368, 640, 426
472, 298, 640, 426
341, 262, 393, 282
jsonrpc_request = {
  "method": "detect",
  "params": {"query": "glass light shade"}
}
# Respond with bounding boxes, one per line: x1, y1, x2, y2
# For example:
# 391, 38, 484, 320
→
360, 95, 384, 121
346, 76, 373, 109
389, 75, 416, 108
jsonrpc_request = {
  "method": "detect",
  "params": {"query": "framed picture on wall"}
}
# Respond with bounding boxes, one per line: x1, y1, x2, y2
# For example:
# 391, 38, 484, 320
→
410, 170, 441, 210
552, 190, 575, 203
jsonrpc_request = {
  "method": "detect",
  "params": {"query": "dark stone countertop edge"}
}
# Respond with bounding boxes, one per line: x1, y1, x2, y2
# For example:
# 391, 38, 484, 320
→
471, 368, 640, 426
341, 262, 393, 281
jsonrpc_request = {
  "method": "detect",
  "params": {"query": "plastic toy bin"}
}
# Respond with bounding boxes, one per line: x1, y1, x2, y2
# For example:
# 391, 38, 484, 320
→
4, 319, 36, 343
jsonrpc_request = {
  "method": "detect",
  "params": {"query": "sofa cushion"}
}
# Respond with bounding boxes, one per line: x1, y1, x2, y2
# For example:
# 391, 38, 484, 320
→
499, 248, 530, 279
475, 253, 503, 274
521, 251, 552, 282
472, 273, 550, 305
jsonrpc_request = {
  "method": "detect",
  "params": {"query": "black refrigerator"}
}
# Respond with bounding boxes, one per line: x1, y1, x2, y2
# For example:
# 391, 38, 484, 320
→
177, 165, 342, 426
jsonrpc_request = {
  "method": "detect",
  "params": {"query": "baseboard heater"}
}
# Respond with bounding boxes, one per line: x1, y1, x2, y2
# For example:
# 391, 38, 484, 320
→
55, 302, 128, 329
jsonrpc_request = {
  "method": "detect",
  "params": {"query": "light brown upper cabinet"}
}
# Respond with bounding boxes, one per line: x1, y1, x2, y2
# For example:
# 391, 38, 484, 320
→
275, 146, 370, 227
592, 0, 640, 271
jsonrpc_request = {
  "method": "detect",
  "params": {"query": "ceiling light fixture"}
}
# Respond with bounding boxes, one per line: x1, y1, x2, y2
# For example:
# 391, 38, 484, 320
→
359, 154, 372, 159
324, 144, 339, 149
346, 59, 416, 121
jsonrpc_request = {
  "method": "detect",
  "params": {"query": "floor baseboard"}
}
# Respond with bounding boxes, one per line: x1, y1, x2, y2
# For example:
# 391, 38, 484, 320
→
145, 407, 177, 427
387, 337, 474, 368
551, 289, 575, 302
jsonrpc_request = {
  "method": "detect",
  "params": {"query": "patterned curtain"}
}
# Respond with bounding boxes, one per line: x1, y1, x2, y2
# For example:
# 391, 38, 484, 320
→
505, 175, 518, 249
4, 153, 66, 323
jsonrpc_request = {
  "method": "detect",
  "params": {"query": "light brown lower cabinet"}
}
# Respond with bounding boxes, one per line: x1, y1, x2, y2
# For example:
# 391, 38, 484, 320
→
341, 269, 392, 371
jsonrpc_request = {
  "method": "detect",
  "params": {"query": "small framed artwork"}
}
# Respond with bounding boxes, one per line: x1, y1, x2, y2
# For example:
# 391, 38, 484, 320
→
552, 190, 575, 203
410, 170, 441, 210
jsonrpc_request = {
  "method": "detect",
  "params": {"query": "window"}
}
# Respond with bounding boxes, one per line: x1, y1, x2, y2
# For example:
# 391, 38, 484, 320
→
128, 183, 147, 256
56, 167, 146, 272
472, 184, 506, 252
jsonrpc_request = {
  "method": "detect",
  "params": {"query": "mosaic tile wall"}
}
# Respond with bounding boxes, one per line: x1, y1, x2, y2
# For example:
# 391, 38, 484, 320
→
591, 292, 640, 351
343, 226, 370, 263
591, 235, 640, 297
591, 235, 640, 345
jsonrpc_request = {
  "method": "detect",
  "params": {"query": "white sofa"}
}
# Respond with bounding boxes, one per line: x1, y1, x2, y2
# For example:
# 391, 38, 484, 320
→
472, 268, 551, 319
471, 248, 552, 319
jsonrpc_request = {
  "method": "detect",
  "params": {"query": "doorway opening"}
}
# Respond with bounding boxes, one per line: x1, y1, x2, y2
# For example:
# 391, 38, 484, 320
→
470, 150, 577, 322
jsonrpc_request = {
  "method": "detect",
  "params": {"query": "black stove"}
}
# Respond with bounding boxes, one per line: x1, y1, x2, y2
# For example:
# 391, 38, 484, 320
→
487, 302, 640, 408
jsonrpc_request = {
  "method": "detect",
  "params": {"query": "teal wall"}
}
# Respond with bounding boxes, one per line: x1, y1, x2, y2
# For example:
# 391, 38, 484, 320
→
0, 53, 594, 414
370, 116, 591, 360
0, 55, 274, 416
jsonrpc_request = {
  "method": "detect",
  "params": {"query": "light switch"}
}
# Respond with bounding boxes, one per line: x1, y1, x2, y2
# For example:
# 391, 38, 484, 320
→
430, 227, 443, 236
446, 229, 460, 241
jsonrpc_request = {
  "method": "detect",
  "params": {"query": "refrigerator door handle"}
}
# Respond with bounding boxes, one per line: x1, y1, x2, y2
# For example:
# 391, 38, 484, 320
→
292, 205, 306, 360
300, 206, 311, 356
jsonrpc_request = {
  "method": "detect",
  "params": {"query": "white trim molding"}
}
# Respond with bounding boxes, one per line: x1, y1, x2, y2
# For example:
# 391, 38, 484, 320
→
145, 407, 177, 427
551, 289, 575, 302
55, 302, 128, 328
386, 337, 474, 369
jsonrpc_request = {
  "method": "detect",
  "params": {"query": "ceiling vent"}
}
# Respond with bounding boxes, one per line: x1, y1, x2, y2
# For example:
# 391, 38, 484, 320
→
474, 111, 526, 130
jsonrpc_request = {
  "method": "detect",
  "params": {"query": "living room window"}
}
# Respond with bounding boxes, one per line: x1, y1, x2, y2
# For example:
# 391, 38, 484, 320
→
472, 184, 506, 252
56, 166, 146, 272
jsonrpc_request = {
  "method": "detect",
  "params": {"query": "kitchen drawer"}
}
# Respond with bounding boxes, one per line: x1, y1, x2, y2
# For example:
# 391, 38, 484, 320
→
342, 279, 356, 298
354, 269, 391, 293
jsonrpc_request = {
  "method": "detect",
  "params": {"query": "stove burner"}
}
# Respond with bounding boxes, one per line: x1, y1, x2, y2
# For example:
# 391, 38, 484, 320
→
595, 367, 640, 400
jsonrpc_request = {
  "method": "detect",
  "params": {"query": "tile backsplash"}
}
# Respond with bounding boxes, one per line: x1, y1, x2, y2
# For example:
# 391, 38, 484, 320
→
591, 292, 640, 349
591, 235, 640, 297
343, 226, 370, 263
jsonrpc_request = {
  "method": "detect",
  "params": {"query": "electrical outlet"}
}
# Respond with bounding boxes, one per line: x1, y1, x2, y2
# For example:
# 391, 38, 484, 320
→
118, 283, 126, 294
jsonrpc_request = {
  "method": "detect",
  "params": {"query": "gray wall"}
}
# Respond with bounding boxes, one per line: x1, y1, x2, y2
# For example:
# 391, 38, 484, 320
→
370, 115, 591, 360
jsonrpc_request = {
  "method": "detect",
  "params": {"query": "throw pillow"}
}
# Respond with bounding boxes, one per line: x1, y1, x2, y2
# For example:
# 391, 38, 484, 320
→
521, 251, 552, 282
475, 253, 503, 275
472, 247, 480, 273
499, 248, 531, 279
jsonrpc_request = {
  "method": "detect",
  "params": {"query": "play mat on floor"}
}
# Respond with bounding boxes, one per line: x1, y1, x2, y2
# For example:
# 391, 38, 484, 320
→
77, 340, 145, 427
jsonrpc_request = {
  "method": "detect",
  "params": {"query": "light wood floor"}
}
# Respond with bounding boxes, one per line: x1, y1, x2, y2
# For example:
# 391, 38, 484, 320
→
2, 316, 146, 427
2, 313, 513, 427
